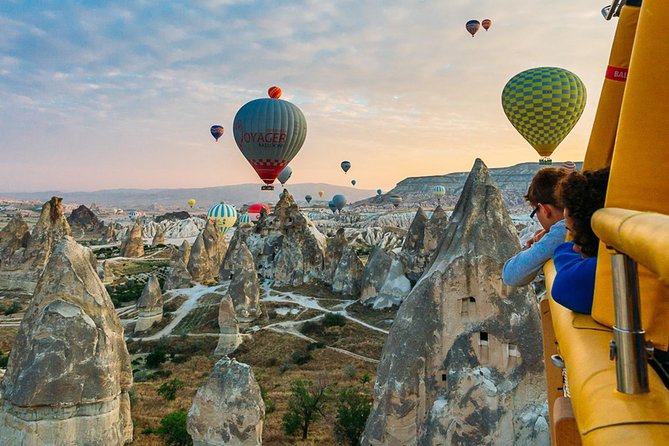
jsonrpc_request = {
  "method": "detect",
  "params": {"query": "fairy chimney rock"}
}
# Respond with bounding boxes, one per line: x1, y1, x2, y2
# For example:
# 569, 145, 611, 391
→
0, 214, 30, 261
119, 220, 144, 258
135, 275, 163, 332
226, 242, 261, 323
0, 236, 133, 445
187, 358, 265, 446
332, 245, 365, 297
151, 225, 165, 247
362, 159, 547, 446
188, 232, 215, 283
214, 296, 242, 356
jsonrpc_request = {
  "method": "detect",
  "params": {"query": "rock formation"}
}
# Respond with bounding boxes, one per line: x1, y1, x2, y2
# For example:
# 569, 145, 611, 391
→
202, 219, 228, 270
119, 220, 144, 258
360, 247, 411, 309
151, 225, 165, 247
214, 297, 242, 356
226, 242, 261, 323
67, 204, 104, 233
188, 233, 215, 283
187, 358, 265, 446
399, 206, 450, 285
179, 239, 191, 265
362, 159, 548, 446
163, 258, 193, 291
0, 236, 133, 445
103, 223, 116, 243
155, 211, 190, 223
0, 214, 30, 261
135, 275, 163, 332
332, 245, 365, 297
323, 228, 347, 285
0, 197, 71, 292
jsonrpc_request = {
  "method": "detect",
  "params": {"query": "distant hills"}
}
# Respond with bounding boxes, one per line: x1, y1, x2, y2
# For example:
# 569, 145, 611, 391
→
0, 184, 375, 209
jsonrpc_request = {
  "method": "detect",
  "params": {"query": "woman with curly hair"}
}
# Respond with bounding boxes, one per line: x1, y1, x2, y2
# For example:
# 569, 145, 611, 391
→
551, 168, 610, 313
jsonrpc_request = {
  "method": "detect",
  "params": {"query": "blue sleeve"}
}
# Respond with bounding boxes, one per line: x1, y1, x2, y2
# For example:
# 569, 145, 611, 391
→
502, 221, 567, 287
551, 242, 597, 314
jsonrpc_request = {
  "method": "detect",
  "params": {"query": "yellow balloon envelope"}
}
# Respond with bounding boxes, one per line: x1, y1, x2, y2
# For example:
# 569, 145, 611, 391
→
502, 67, 586, 162
188, 198, 196, 208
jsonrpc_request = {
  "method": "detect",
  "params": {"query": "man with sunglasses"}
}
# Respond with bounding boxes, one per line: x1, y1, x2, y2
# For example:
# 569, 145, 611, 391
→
502, 168, 568, 287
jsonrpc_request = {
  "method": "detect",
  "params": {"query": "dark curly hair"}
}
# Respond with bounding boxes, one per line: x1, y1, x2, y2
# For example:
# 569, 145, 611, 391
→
557, 168, 610, 257
525, 167, 568, 207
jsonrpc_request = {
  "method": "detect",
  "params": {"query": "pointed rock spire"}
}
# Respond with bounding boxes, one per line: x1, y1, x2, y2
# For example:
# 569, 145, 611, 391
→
120, 219, 144, 258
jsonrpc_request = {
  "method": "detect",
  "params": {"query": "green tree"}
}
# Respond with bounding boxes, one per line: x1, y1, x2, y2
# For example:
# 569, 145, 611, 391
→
334, 386, 372, 446
157, 378, 185, 401
145, 346, 168, 369
156, 409, 192, 446
282, 378, 331, 440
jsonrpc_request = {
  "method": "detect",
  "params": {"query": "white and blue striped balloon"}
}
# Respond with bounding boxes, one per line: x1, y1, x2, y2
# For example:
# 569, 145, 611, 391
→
432, 185, 446, 198
238, 213, 252, 224
207, 203, 237, 233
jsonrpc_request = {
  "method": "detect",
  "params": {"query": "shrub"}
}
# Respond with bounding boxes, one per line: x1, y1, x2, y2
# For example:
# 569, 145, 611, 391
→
361, 373, 372, 384
156, 409, 192, 446
322, 312, 346, 327
145, 347, 168, 369
300, 321, 321, 336
3, 301, 20, 315
334, 386, 373, 446
0, 351, 9, 368
344, 364, 358, 379
157, 378, 185, 401
289, 350, 312, 366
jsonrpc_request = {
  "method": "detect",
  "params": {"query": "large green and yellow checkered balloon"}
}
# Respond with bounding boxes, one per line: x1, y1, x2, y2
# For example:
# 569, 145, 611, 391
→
502, 67, 586, 159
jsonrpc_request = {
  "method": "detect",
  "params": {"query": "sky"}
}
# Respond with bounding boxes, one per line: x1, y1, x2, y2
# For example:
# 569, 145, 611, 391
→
0, 1, 616, 193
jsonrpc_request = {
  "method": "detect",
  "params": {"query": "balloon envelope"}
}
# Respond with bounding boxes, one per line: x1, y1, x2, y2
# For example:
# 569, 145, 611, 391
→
128, 210, 140, 221
238, 213, 252, 224
268, 86, 282, 99
188, 198, 196, 208
328, 201, 337, 213
376, 189, 382, 196
278, 166, 292, 185
351, 179, 356, 186
247, 203, 270, 221
466, 20, 480, 36
389, 195, 402, 208
207, 203, 237, 233
482, 19, 492, 30
233, 94, 307, 186
305, 195, 312, 203
432, 185, 446, 198
333, 194, 347, 211
210, 125, 224, 141
318, 190, 324, 197
501, 67, 586, 160
341, 161, 351, 173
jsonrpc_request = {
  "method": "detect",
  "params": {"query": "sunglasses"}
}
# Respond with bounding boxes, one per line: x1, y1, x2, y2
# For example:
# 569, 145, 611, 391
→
530, 204, 540, 219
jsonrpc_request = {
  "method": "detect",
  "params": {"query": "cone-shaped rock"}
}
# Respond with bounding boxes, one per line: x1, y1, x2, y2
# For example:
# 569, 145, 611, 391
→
135, 275, 163, 332
220, 230, 252, 281
374, 259, 411, 309
214, 296, 242, 356
226, 241, 260, 323
332, 245, 365, 297
163, 258, 193, 291
67, 205, 103, 233
187, 358, 265, 446
323, 228, 347, 285
119, 219, 144, 258
103, 223, 116, 243
188, 233, 215, 283
203, 219, 227, 270
360, 246, 393, 303
0, 214, 30, 261
178, 239, 191, 265
0, 236, 133, 445
362, 159, 547, 445
398, 207, 431, 284
151, 225, 165, 247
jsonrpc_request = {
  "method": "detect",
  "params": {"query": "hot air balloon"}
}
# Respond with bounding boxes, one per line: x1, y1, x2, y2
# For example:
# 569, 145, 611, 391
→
466, 20, 481, 37
238, 213, 252, 224
482, 19, 492, 31
341, 161, 351, 173
318, 190, 324, 198
389, 195, 402, 208
501, 67, 586, 164
247, 203, 271, 221
207, 203, 237, 233
333, 194, 347, 212
376, 189, 382, 196
188, 198, 196, 208
561, 161, 577, 172
432, 185, 446, 198
233, 88, 307, 190
268, 86, 282, 99
305, 195, 312, 204
278, 166, 292, 186
128, 210, 140, 221
351, 179, 356, 186
210, 125, 224, 141
328, 201, 337, 213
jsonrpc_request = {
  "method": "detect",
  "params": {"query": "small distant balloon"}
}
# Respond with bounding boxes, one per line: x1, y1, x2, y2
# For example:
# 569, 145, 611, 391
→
351, 179, 356, 186
188, 198, 196, 208
128, 210, 140, 221
376, 189, 382, 196
481, 19, 492, 31
389, 195, 402, 208
278, 166, 292, 185
328, 200, 337, 213
238, 213, 252, 224
432, 185, 446, 199
466, 20, 481, 37
210, 125, 224, 141
305, 195, 312, 204
561, 161, 577, 172
341, 161, 351, 173
268, 86, 282, 99
318, 190, 324, 198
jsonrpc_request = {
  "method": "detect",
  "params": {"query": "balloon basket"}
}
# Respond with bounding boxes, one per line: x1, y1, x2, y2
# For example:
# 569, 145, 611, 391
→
261, 185, 274, 191
539, 157, 553, 165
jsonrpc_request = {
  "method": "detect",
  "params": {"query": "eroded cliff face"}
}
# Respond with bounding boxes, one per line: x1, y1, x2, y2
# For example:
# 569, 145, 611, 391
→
0, 236, 133, 445
363, 159, 548, 446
